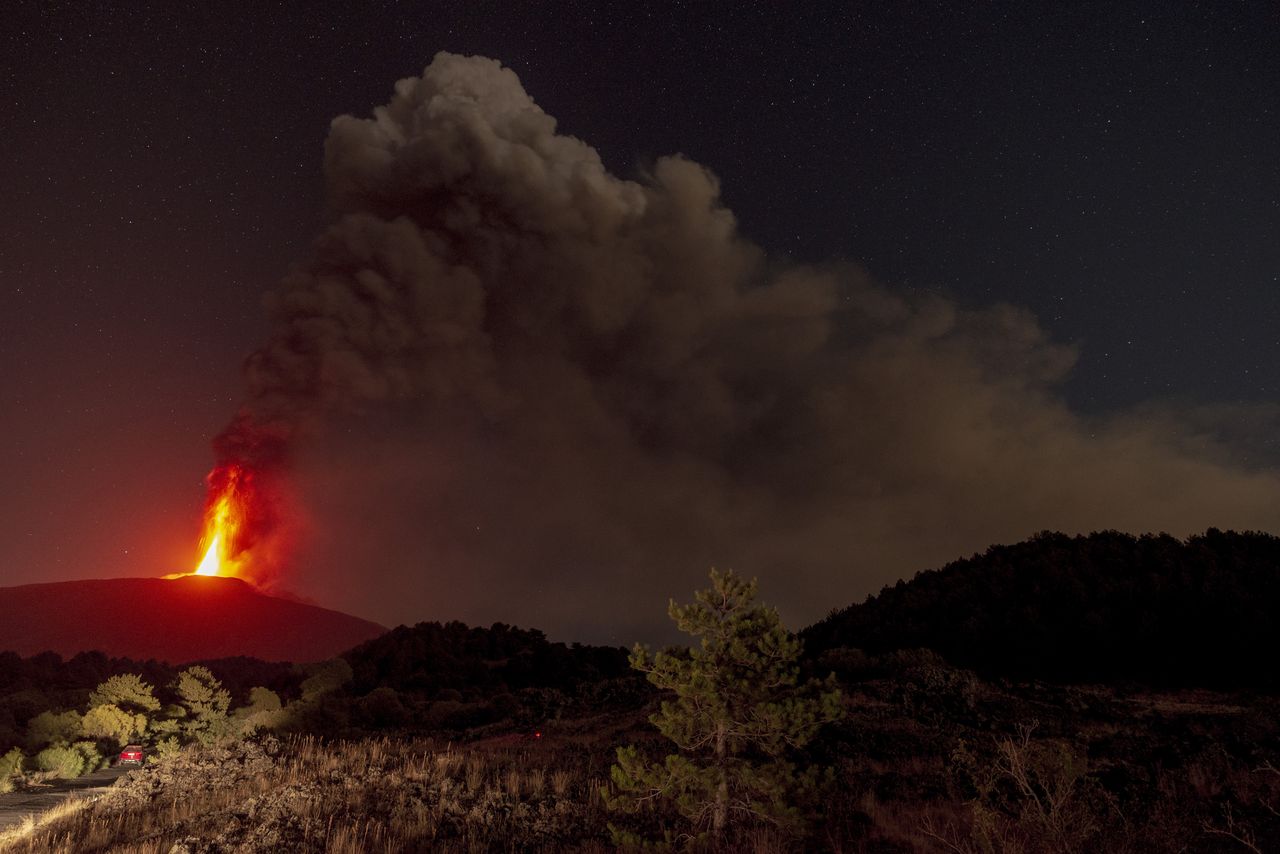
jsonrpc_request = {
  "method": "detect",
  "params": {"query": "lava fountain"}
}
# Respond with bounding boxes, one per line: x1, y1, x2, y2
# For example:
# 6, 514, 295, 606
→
191, 463, 251, 578
188, 460, 288, 583
193, 533, 224, 576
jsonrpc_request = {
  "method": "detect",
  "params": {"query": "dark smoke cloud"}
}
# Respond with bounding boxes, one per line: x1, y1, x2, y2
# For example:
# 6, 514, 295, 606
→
220, 53, 1280, 641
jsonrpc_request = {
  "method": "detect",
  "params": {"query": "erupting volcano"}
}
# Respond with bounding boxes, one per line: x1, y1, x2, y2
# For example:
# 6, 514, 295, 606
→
0, 455, 383, 663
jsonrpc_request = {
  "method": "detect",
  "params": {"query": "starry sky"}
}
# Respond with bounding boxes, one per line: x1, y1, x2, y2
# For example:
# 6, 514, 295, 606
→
2, 2, 1278, 638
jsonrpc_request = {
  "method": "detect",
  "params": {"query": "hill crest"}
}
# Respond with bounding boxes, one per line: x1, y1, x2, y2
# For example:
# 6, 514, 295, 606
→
803, 528, 1280, 690
0, 575, 386, 664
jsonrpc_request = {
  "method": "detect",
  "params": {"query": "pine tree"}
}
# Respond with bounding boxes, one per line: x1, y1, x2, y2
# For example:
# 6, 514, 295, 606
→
172, 666, 231, 744
610, 569, 843, 849
87, 674, 161, 716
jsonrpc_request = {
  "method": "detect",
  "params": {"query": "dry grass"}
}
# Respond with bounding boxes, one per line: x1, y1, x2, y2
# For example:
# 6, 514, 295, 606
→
3, 676, 1266, 853
0, 734, 613, 853
552, 769, 573, 797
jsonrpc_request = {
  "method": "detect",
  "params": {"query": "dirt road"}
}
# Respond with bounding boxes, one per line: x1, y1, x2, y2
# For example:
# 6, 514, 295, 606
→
0, 765, 132, 833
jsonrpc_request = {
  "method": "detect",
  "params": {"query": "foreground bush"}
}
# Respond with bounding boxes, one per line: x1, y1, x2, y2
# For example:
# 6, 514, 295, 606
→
31, 742, 101, 779
0, 748, 22, 793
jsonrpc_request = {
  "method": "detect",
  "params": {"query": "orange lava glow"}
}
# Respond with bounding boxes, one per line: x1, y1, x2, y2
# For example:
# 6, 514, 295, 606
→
191, 466, 249, 579
193, 533, 223, 576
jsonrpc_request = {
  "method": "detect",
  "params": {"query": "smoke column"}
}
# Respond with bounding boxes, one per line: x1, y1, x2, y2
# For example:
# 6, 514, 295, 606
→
212, 53, 1280, 639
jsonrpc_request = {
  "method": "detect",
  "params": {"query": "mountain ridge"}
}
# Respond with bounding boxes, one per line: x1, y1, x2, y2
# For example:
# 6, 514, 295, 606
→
0, 575, 386, 664
802, 528, 1280, 690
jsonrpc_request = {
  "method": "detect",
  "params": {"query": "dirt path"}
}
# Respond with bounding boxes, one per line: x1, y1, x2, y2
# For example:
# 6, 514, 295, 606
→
0, 765, 132, 833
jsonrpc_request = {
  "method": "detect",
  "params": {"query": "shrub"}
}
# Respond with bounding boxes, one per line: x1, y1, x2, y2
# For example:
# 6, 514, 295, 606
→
149, 737, 181, 763
72, 740, 105, 773
81, 703, 147, 750
233, 687, 287, 735
944, 721, 1121, 853
35, 744, 86, 778
25, 709, 83, 751
354, 687, 410, 729
298, 658, 353, 700
245, 687, 282, 714
0, 747, 23, 793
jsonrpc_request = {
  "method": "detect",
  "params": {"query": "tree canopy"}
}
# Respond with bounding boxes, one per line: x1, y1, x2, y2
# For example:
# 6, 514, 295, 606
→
87, 674, 160, 715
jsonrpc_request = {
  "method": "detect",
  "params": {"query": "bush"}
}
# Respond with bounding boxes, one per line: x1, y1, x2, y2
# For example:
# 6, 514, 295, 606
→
35, 744, 86, 778
299, 659, 353, 700
72, 740, 105, 773
81, 703, 147, 750
945, 722, 1121, 853
245, 687, 282, 714
25, 709, 83, 751
0, 747, 23, 793
150, 737, 181, 763
354, 687, 409, 729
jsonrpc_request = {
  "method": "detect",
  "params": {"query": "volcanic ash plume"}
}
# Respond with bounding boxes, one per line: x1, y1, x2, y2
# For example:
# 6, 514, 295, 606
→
212, 52, 1280, 637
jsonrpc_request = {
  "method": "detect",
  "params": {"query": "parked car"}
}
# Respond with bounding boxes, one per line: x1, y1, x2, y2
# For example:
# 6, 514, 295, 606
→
118, 745, 145, 766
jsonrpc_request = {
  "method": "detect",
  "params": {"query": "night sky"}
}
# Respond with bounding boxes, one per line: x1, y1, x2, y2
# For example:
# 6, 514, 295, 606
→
3, 2, 1278, 642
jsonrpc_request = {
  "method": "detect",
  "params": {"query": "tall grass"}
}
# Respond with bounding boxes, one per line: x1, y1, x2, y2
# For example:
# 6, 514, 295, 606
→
0, 734, 615, 853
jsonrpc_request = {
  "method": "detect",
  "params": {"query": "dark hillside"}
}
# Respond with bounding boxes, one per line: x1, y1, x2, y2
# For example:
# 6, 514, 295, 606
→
0, 576, 386, 664
804, 529, 1280, 690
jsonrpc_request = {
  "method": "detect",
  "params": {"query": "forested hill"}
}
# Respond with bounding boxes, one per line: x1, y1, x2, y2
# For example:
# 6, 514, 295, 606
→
803, 529, 1280, 691
343, 621, 630, 697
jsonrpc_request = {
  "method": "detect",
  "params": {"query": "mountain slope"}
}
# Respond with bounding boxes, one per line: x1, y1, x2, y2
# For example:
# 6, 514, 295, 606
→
803, 528, 1280, 690
0, 575, 386, 664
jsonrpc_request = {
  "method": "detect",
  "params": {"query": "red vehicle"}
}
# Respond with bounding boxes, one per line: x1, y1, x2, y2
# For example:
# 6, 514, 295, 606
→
118, 745, 144, 766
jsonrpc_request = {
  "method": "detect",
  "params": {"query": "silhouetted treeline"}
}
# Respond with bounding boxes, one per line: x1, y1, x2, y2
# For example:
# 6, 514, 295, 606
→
1, 622, 637, 749
804, 529, 1280, 690
343, 621, 631, 697
263, 622, 641, 735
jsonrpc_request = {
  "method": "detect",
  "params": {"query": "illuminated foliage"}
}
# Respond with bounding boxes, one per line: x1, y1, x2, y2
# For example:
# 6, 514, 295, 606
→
81, 703, 147, 749
173, 666, 232, 744
234, 687, 285, 734
0, 747, 23, 793
299, 658, 354, 700
25, 709, 83, 751
33, 741, 101, 778
610, 569, 843, 848
246, 686, 282, 713
88, 674, 161, 716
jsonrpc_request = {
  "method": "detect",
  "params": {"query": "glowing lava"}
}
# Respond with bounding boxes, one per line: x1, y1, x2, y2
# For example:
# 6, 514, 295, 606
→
190, 464, 250, 579
194, 533, 223, 576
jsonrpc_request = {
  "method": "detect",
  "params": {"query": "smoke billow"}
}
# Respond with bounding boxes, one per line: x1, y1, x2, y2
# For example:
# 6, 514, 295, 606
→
215, 52, 1280, 640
